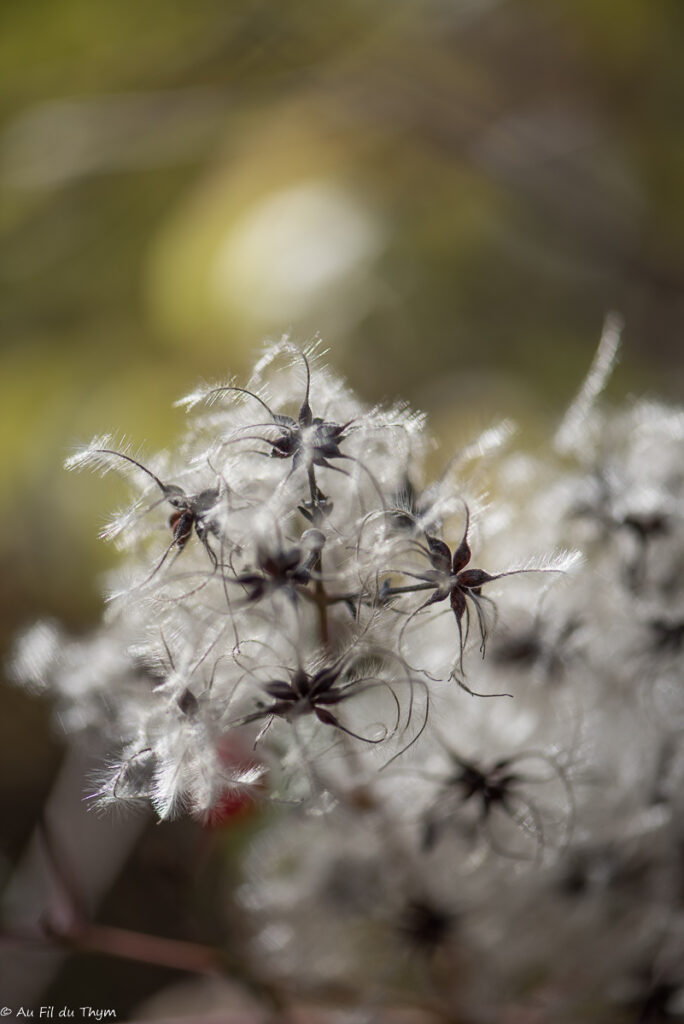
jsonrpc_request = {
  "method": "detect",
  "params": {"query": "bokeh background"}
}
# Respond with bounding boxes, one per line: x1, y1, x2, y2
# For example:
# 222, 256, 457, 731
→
2, 0, 684, 1017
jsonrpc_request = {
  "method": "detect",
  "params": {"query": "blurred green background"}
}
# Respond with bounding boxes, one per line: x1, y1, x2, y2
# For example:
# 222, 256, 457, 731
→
1, 0, 683, 1015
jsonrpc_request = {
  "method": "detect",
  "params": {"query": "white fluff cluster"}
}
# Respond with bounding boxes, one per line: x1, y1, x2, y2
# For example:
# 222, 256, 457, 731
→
11, 332, 684, 1020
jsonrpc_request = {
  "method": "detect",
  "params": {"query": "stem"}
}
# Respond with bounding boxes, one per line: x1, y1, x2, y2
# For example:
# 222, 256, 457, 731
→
47, 920, 226, 973
312, 555, 330, 646
300, 582, 436, 608
307, 464, 330, 647
383, 583, 436, 596
5, 921, 291, 1017
307, 464, 318, 511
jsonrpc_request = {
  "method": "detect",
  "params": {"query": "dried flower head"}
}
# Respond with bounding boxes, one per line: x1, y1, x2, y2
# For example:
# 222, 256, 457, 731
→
11, 327, 684, 1021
